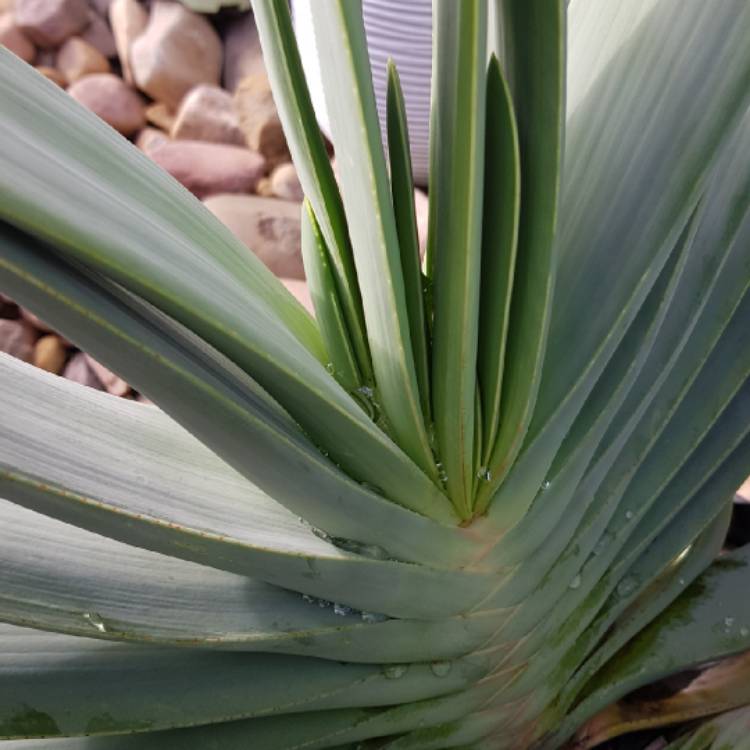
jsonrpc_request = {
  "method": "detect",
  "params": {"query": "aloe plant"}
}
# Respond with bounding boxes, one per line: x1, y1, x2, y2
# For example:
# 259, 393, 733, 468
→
0, 0, 749, 748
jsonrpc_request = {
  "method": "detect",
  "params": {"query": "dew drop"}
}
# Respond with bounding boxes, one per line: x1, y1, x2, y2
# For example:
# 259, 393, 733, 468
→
678, 578, 686, 586
617, 577, 637, 597
625, 510, 634, 520
302, 594, 315, 603
430, 661, 452, 677
435, 461, 448, 484
428, 423, 438, 452
356, 386, 374, 399
311, 526, 331, 542
382, 664, 408, 680
83, 612, 107, 633
477, 467, 492, 482
569, 574, 581, 590
361, 611, 388, 624
541, 480, 551, 491
325, 362, 336, 375
724, 617, 735, 628
333, 603, 354, 617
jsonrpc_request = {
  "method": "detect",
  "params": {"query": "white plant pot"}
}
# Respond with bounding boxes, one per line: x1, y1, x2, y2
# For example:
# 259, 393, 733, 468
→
292, 0, 433, 186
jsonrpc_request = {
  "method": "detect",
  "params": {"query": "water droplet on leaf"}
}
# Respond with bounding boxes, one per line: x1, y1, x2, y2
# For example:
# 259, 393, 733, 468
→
430, 661, 452, 677
83, 612, 107, 633
617, 577, 637, 597
361, 611, 387, 624
569, 575, 581, 589
311, 526, 331, 542
383, 664, 408, 679
333, 603, 353, 617
541, 480, 551, 491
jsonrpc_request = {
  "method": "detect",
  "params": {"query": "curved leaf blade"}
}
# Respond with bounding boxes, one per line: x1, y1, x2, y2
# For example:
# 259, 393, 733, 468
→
427, 0, 487, 517
251, 0, 373, 381
386, 60, 431, 422
476, 53, 521, 485
309, 1, 438, 482
479, 0, 566, 499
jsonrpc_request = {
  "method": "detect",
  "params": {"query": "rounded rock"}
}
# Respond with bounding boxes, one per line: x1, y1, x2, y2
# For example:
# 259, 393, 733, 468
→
67, 73, 145, 136
33, 335, 67, 374
108, 0, 147, 84
14, 0, 89, 47
63, 351, 103, 389
56, 36, 110, 82
0, 11, 35, 61
203, 193, 304, 278
171, 84, 244, 146
0, 318, 36, 361
35, 65, 67, 87
80, 9, 117, 59
270, 162, 303, 202
150, 141, 265, 199
130, 1, 222, 110
234, 72, 289, 168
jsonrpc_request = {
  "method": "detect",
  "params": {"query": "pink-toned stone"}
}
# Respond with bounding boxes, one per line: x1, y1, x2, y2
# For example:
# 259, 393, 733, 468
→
83, 353, 130, 395
108, 0, 146, 84
255, 176, 273, 197
144, 101, 175, 131
130, 1, 222, 110
80, 9, 116, 58
135, 126, 169, 155
56, 36, 109, 82
203, 193, 304, 279
36, 65, 67, 87
0, 11, 34, 61
222, 12, 264, 92
171, 84, 244, 146
738, 476, 750, 503
63, 351, 103, 389
270, 162, 303, 202
281, 278, 313, 315
150, 141, 265, 199
33, 334, 67, 374
15, 0, 89, 47
67, 73, 145, 136
234, 72, 289, 169
0, 318, 36, 361
90, 0, 113, 15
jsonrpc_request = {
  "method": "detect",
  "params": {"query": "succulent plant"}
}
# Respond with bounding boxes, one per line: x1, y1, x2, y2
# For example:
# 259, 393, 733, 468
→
0, 1, 749, 749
